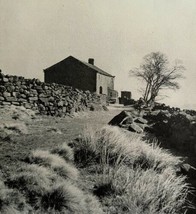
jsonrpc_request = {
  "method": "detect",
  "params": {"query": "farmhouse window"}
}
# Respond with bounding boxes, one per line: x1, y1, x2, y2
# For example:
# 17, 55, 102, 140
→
99, 86, 103, 94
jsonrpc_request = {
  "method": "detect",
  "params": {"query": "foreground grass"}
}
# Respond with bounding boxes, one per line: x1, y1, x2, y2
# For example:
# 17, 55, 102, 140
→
1, 143, 103, 213
0, 107, 193, 213
74, 125, 191, 214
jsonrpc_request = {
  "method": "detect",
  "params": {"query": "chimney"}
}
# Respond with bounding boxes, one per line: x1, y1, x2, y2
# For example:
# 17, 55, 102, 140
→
88, 58, 94, 65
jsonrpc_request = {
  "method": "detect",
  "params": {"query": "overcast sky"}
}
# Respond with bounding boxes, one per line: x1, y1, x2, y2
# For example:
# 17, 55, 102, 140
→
1, 0, 196, 109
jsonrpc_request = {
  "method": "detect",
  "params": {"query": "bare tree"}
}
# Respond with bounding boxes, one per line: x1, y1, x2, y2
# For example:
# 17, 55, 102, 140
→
130, 52, 184, 105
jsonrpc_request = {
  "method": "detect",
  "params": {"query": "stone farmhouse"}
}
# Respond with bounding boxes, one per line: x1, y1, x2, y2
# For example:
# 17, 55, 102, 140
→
44, 56, 118, 100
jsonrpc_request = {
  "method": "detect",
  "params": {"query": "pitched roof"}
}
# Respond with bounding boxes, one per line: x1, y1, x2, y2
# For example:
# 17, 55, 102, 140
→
44, 56, 115, 78
81, 61, 114, 77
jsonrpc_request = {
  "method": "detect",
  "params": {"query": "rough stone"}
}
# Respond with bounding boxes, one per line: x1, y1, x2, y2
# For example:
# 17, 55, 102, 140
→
2, 77, 9, 82
39, 97, 49, 104
20, 94, 26, 98
58, 101, 64, 107
24, 103, 31, 109
0, 72, 107, 117
29, 97, 38, 101
134, 117, 148, 124
12, 92, 17, 97
39, 104, 45, 111
12, 102, 20, 106
44, 86, 48, 90
6, 97, 17, 102
2, 101, 11, 105
7, 85, 15, 92
0, 86, 5, 92
62, 107, 67, 113
21, 85, 27, 89
19, 88, 24, 93
48, 96, 55, 102
109, 111, 133, 126
16, 81, 21, 86
128, 123, 143, 133
31, 89, 38, 95
18, 98, 27, 102
39, 93, 47, 98
3, 92, 11, 97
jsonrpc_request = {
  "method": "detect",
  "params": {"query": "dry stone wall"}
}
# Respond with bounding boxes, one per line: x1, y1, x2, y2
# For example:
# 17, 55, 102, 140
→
108, 107, 196, 155
145, 109, 196, 154
0, 71, 106, 116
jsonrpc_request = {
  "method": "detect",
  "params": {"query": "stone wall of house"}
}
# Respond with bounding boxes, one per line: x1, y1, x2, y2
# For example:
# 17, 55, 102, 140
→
96, 73, 114, 95
0, 71, 107, 116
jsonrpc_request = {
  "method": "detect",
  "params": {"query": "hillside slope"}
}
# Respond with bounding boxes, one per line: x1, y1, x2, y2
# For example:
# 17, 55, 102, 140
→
0, 105, 193, 213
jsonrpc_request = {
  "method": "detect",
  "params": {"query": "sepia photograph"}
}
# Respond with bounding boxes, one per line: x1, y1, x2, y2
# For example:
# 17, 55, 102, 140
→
0, 0, 196, 213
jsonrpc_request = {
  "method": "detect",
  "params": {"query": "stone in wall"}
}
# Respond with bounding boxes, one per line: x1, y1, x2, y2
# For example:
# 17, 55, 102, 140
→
0, 71, 107, 116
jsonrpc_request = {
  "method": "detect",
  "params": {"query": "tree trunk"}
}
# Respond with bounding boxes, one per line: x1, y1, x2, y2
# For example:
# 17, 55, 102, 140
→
143, 82, 149, 102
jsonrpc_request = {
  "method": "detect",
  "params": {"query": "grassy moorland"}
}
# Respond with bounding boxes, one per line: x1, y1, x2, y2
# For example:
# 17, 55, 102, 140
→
0, 105, 193, 213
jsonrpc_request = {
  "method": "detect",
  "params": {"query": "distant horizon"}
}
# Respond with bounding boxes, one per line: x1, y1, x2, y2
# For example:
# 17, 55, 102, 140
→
1, 0, 196, 110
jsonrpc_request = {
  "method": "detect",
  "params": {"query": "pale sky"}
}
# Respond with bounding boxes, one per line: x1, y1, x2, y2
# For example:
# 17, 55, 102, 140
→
1, 0, 196, 109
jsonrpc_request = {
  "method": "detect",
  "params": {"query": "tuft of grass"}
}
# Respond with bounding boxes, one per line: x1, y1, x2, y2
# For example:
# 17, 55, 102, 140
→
0, 206, 21, 214
5, 150, 105, 213
0, 122, 28, 135
5, 163, 104, 213
84, 194, 104, 214
6, 164, 56, 207
24, 164, 57, 180
0, 179, 29, 213
51, 143, 74, 162
39, 181, 86, 213
94, 165, 131, 197
112, 167, 189, 214
75, 125, 191, 213
26, 150, 78, 180
39, 181, 104, 214
74, 126, 98, 166
93, 165, 190, 213
76, 125, 182, 171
